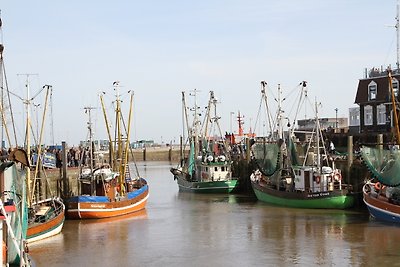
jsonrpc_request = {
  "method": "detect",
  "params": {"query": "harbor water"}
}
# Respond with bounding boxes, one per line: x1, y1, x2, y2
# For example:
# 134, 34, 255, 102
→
30, 162, 400, 266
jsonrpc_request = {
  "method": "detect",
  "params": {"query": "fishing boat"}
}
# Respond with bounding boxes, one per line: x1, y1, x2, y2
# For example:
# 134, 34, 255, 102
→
0, 16, 64, 242
66, 82, 149, 219
16, 81, 66, 243
360, 71, 400, 223
250, 81, 355, 209
358, 3, 400, 224
170, 90, 238, 193
0, 150, 33, 266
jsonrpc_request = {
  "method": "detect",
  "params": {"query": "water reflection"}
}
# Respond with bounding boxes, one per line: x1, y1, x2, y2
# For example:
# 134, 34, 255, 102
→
29, 162, 400, 267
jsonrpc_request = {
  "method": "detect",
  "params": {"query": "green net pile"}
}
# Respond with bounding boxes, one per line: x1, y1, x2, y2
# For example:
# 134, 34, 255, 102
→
361, 146, 400, 186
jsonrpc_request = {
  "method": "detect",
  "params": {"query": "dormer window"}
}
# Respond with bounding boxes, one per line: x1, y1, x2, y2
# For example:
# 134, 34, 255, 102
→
368, 81, 377, 101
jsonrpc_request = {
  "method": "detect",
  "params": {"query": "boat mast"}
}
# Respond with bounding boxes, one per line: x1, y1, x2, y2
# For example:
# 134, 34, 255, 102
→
0, 18, 3, 150
121, 90, 134, 189
30, 85, 51, 203
0, 19, 16, 149
100, 93, 114, 169
84, 106, 95, 195
22, 74, 34, 207
315, 101, 321, 171
203, 91, 214, 138
276, 84, 285, 140
389, 72, 400, 144
189, 89, 200, 157
114, 81, 124, 189
181, 91, 190, 143
396, 0, 399, 70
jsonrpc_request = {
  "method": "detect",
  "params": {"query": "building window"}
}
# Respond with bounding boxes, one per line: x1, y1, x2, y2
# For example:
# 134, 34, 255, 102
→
377, 104, 386, 125
368, 81, 377, 101
349, 107, 360, 126
364, 105, 373, 125
391, 78, 399, 98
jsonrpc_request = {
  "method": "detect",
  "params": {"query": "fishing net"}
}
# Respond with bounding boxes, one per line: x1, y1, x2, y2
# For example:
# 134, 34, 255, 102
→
252, 142, 280, 176
361, 146, 400, 186
288, 136, 299, 166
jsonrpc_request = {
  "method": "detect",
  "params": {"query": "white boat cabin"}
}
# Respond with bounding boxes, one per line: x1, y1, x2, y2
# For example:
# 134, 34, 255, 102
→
293, 166, 342, 193
196, 155, 232, 182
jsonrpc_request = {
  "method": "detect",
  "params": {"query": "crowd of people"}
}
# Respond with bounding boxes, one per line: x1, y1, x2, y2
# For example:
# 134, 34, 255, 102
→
30, 146, 93, 168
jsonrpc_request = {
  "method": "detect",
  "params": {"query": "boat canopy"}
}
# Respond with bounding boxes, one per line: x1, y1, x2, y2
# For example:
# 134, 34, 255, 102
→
361, 146, 400, 186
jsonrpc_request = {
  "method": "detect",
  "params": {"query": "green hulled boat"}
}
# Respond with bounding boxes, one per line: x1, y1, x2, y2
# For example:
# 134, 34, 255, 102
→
250, 82, 355, 209
170, 90, 238, 193
251, 167, 355, 209
172, 160, 238, 193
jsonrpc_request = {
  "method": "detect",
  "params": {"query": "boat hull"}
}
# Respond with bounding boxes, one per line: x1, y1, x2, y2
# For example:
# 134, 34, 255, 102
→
363, 184, 400, 223
176, 175, 238, 193
251, 180, 355, 209
66, 184, 149, 219
27, 197, 65, 243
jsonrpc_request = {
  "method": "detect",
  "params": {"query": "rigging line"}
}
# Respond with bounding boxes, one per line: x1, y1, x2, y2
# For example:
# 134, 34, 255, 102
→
259, 81, 274, 136
383, 29, 396, 67
49, 86, 54, 145
120, 99, 141, 178
289, 82, 307, 129
253, 87, 264, 134
286, 83, 304, 118
283, 82, 302, 101
2, 56, 17, 147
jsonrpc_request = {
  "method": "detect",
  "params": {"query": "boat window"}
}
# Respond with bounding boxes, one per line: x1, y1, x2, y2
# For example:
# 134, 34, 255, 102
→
215, 167, 218, 171
221, 167, 225, 171
368, 81, 377, 101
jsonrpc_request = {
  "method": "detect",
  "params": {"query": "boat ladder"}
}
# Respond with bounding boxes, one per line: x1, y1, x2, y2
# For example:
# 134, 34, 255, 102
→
124, 163, 132, 182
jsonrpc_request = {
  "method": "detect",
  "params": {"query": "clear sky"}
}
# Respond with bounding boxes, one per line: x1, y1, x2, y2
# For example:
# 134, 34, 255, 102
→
0, 1, 398, 146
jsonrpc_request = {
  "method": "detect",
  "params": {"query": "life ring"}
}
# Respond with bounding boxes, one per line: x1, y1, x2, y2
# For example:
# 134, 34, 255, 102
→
315, 176, 321, 184
333, 171, 342, 181
105, 183, 111, 193
374, 182, 386, 191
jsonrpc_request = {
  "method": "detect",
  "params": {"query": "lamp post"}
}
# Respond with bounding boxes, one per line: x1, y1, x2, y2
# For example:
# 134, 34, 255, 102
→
335, 108, 338, 131
230, 111, 235, 133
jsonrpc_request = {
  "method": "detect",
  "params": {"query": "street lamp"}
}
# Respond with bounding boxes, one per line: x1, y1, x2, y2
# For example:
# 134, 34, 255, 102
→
334, 108, 338, 131
230, 111, 235, 133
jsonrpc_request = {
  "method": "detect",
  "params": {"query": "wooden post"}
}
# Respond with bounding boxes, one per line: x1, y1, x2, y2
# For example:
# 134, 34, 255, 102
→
62, 142, 68, 197
143, 147, 147, 161
168, 145, 172, 161
246, 137, 251, 163
377, 134, 383, 150
377, 133, 383, 165
347, 135, 353, 183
